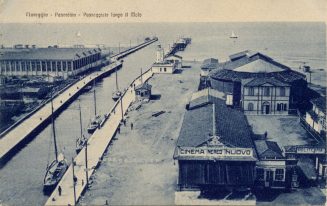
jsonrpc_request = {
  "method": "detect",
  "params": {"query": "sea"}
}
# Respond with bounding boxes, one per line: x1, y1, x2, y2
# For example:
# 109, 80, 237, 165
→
0, 22, 325, 206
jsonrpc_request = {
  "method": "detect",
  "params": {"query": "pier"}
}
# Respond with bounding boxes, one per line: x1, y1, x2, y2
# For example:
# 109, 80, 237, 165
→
166, 37, 191, 57
0, 38, 157, 164
45, 68, 155, 205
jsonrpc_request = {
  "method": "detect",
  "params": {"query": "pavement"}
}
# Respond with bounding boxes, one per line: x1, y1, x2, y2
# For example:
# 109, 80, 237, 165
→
79, 63, 200, 205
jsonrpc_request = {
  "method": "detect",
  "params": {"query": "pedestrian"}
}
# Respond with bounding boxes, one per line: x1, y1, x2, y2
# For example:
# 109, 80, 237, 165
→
123, 119, 126, 126
131, 122, 133, 130
117, 127, 120, 134
82, 179, 84, 186
58, 186, 62, 196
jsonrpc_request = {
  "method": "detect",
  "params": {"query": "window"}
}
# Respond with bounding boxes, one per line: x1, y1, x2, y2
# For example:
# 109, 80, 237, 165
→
275, 169, 284, 181
277, 103, 281, 111
263, 87, 270, 96
248, 87, 254, 96
256, 168, 264, 181
248, 103, 254, 111
280, 87, 285, 96
160, 67, 162, 72
164, 67, 167, 72
283, 104, 287, 111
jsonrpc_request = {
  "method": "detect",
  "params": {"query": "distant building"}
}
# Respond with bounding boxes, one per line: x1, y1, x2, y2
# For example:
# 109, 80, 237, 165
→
200, 58, 218, 77
0, 48, 102, 78
165, 54, 183, 69
135, 82, 152, 101
209, 51, 307, 114
152, 45, 177, 74
305, 96, 326, 136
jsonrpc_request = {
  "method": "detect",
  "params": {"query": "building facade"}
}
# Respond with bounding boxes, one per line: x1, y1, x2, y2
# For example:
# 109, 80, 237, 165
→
0, 48, 102, 78
305, 96, 326, 135
241, 78, 291, 115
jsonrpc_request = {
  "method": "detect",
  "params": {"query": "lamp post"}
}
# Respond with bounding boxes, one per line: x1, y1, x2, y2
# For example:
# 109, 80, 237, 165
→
85, 141, 89, 187
72, 158, 77, 205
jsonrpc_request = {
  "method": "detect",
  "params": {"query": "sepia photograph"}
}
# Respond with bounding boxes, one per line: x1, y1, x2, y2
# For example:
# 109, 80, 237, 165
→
0, 0, 326, 205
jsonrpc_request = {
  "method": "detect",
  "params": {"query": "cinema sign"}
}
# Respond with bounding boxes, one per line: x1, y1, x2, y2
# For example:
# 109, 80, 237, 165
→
177, 147, 254, 158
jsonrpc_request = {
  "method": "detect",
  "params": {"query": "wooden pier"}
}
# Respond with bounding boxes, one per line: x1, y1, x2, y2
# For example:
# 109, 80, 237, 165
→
45, 68, 155, 206
166, 37, 191, 57
0, 38, 157, 164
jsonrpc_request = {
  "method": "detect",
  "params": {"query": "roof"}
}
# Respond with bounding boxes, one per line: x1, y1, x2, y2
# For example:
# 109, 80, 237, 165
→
311, 96, 326, 115
166, 54, 182, 59
229, 50, 254, 61
0, 48, 101, 61
177, 92, 254, 149
201, 58, 219, 70
210, 52, 305, 82
254, 140, 284, 159
135, 83, 152, 91
243, 77, 290, 87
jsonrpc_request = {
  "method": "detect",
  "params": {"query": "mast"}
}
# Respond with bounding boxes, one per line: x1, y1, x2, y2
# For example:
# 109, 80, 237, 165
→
115, 68, 119, 91
93, 80, 97, 116
50, 92, 58, 161
141, 68, 143, 84
79, 100, 83, 139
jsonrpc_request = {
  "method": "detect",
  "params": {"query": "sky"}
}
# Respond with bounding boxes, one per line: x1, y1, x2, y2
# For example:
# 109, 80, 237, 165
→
0, 0, 326, 23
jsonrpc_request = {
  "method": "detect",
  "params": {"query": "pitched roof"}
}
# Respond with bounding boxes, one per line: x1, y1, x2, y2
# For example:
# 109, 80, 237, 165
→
243, 77, 290, 87
254, 140, 284, 159
0, 48, 101, 61
311, 96, 326, 115
210, 52, 305, 82
201, 58, 219, 70
177, 92, 254, 149
135, 83, 152, 91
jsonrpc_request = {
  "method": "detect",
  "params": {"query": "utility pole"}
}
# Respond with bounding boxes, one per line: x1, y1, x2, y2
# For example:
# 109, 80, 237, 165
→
85, 140, 89, 187
72, 158, 77, 205
120, 96, 124, 122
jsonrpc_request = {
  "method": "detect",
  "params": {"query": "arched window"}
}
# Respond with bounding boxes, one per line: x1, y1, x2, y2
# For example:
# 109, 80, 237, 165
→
248, 103, 254, 111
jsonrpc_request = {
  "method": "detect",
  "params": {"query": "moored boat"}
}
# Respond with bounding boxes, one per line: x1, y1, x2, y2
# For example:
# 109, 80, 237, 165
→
43, 94, 68, 195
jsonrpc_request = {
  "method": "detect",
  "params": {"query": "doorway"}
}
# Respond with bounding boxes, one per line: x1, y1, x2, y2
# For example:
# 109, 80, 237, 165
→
262, 102, 270, 114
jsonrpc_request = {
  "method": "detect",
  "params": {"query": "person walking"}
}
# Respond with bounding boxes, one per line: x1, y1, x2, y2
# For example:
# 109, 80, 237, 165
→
130, 122, 133, 130
58, 186, 62, 196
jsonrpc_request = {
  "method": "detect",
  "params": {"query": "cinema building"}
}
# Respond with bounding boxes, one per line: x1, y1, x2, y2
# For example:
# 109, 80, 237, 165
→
174, 89, 257, 192
0, 48, 102, 78
174, 89, 299, 199
209, 51, 307, 115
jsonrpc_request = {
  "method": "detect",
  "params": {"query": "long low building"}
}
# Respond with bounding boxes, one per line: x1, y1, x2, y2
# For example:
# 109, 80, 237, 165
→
0, 48, 102, 78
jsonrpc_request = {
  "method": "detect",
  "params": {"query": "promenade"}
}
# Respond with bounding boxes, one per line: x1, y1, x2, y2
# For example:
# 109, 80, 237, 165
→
45, 68, 154, 205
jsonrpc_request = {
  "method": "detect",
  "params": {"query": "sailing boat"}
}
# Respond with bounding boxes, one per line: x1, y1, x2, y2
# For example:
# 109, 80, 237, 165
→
43, 93, 68, 194
76, 100, 87, 153
230, 31, 238, 39
112, 67, 122, 101
87, 80, 104, 134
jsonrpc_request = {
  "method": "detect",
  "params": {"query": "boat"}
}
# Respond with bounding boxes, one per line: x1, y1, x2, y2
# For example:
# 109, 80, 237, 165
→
82, 85, 93, 92
87, 115, 103, 134
112, 67, 122, 101
87, 81, 104, 134
43, 94, 68, 195
230, 31, 238, 39
76, 100, 87, 153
